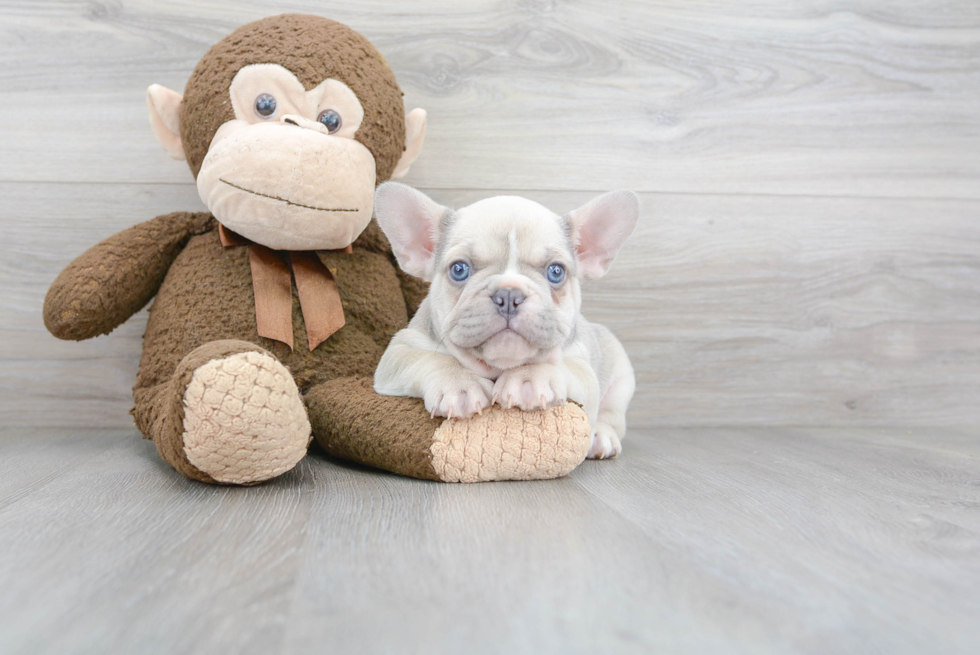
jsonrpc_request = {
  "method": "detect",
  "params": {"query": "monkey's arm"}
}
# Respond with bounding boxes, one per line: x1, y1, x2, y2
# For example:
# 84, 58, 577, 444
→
44, 211, 213, 341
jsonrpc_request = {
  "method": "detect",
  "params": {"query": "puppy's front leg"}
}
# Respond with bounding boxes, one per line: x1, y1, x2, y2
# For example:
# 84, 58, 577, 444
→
492, 363, 568, 411
375, 327, 494, 419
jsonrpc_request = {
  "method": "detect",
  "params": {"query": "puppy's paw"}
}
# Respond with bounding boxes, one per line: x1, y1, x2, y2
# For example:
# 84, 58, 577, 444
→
587, 422, 622, 459
423, 370, 494, 419
492, 364, 567, 412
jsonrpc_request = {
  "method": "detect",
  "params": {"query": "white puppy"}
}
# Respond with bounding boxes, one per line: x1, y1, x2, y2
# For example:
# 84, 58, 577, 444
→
372, 183, 638, 459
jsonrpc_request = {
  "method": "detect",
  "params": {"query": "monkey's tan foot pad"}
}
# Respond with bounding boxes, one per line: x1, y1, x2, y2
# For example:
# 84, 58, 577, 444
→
307, 377, 592, 482
430, 403, 592, 482
180, 349, 311, 484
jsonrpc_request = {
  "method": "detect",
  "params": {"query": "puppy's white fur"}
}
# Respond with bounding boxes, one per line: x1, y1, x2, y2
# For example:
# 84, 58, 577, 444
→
373, 184, 638, 459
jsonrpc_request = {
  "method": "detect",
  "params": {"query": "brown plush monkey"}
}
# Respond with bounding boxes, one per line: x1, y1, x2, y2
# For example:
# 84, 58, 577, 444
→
44, 14, 590, 485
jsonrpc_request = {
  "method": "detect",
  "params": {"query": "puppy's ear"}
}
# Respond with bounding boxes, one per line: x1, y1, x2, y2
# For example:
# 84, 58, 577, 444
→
566, 190, 639, 280
374, 182, 449, 281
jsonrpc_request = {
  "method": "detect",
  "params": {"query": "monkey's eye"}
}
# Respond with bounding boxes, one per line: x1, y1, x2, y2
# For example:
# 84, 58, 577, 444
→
254, 94, 277, 118
449, 261, 470, 282
317, 109, 342, 133
546, 263, 565, 284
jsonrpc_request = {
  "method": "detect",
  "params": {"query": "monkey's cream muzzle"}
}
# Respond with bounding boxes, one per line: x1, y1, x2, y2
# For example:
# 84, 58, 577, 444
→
197, 119, 376, 251
148, 60, 426, 252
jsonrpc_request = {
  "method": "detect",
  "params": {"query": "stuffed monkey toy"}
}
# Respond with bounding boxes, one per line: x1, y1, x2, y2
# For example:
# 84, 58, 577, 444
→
43, 15, 591, 485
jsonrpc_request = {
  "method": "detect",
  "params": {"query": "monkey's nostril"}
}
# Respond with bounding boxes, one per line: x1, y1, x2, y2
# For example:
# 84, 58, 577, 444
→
284, 117, 299, 126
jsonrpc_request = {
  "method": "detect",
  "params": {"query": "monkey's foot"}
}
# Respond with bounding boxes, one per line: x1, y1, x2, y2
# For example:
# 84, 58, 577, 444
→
178, 344, 310, 484
430, 404, 591, 482
307, 377, 593, 482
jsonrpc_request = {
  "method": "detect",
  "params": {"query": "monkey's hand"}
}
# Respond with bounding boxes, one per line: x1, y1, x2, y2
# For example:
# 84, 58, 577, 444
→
44, 211, 212, 341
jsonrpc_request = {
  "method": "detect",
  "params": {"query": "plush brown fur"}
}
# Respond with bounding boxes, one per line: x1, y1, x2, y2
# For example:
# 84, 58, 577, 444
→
43, 15, 590, 484
180, 14, 406, 181
308, 378, 592, 482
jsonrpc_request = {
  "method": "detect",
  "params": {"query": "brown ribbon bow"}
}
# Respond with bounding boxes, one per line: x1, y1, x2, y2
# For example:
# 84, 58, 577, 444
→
219, 224, 349, 351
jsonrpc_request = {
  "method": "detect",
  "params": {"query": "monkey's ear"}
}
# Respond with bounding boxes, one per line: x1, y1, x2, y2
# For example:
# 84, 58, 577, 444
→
374, 181, 447, 280
146, 84, 186, 161
390, 108, 427, 180
567, 190, 640, 280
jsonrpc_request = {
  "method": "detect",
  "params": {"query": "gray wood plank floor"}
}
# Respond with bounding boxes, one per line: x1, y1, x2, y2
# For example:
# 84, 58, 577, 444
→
0, 427, 977, 654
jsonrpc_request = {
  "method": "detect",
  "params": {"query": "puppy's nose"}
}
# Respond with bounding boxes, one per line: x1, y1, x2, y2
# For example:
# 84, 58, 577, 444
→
492, 288, 524, 319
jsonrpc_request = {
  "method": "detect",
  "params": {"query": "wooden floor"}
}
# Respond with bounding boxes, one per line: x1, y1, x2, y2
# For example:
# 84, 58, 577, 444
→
0, 427, 977, 654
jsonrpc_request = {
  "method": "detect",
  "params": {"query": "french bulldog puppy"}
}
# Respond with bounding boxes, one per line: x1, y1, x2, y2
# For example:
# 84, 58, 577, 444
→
372, 183, 638, 459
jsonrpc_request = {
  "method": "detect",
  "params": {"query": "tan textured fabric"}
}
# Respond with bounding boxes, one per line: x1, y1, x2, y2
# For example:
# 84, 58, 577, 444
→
197, 119, 377, 250
430, 404, 592, 482
182, 350, 311, 484
133, 339, 282, 485
306, 377, 591, 483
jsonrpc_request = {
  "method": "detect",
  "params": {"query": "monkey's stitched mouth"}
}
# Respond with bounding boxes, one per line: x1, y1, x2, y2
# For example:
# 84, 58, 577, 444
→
220, 179, 358, 213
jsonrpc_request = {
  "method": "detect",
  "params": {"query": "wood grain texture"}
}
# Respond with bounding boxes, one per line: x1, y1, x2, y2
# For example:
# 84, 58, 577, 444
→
4, 182, 978, 428
0, 0, 978, 197
574, 428, 980, 653
0, 426, 976, 654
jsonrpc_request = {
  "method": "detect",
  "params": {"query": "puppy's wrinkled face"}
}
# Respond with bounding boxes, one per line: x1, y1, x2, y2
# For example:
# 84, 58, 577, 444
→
375, 183, 638, 374
431, 197, 581, 370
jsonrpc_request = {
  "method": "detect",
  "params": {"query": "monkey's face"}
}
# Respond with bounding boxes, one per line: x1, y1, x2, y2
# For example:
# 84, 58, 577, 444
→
195, 64, 375, 251
146, 15, 428, 252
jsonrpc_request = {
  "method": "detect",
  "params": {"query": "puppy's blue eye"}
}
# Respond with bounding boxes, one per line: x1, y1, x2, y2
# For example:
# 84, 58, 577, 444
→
449, 261, 470, 282
547, 263, 565, 284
